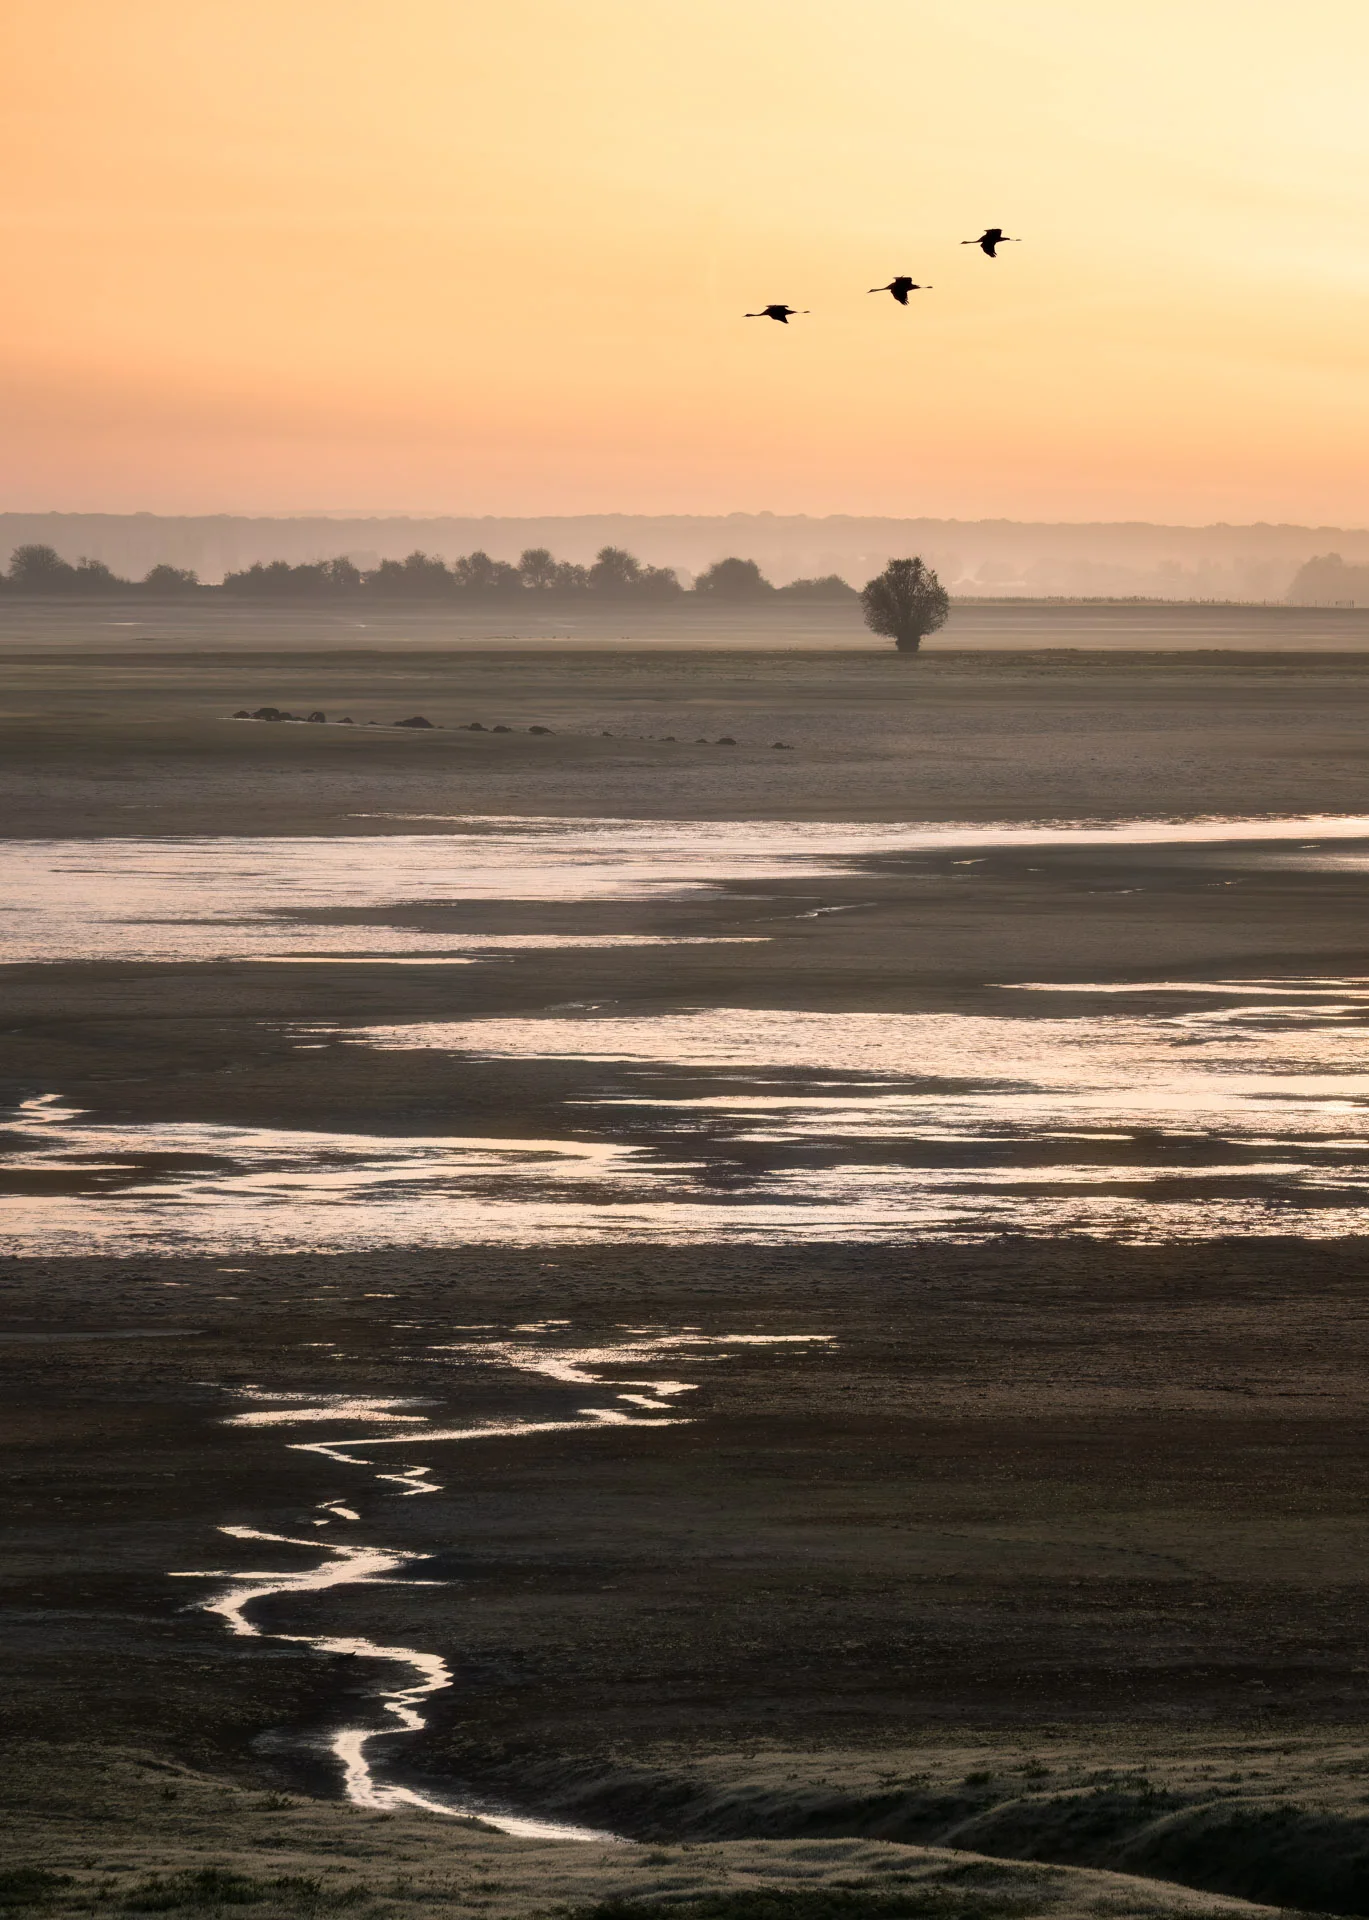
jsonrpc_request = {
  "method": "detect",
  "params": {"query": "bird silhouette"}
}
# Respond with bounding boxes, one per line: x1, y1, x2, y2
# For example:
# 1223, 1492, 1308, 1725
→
963, 228, 1019, 257
869, 277, 931, 304
745, 304, 807, 323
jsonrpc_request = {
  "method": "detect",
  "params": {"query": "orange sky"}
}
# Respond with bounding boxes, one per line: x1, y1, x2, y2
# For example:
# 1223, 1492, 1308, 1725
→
3, 0, 1368, 522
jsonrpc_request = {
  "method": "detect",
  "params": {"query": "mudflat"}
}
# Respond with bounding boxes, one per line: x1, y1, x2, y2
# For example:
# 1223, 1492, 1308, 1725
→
5, 633, 1369, 1917
5, 643, 1369, 832
2, 592, 1369, 652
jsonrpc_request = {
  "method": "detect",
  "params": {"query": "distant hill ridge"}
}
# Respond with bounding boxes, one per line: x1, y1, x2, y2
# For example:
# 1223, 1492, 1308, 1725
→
3, 512, 1369, 599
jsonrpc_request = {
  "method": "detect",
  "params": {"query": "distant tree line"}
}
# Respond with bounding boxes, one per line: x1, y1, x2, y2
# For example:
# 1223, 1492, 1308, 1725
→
1285, 553, 1369, 606
2, 544, 200, 593
0, 538, 953, 649
0, 542, 859, 602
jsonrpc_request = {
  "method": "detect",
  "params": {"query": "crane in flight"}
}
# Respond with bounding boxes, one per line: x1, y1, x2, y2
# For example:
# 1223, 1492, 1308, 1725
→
963, 228, 1019, 257
869, 277, 931, 305
745, 304, 807, 323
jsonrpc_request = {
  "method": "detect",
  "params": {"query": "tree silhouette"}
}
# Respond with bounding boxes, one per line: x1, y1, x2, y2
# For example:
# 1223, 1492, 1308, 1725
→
5, 546, 132, 590
693, 556, 772, 598
224, 559, 333, 595
776, 574, 857, 600
142, 563, 199, 592
587, 546, 679, 598
518, 547, 561, 591
450, 549, 521, 594
9, 544, 77, 588
859, 557, 949, 652
322, 556, 362, 590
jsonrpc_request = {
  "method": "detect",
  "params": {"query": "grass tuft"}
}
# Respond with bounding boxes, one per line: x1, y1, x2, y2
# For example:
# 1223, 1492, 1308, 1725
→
556, 1887, 1042, 1920
119, 1871, 342, 1912
0, 1872, 75, 1908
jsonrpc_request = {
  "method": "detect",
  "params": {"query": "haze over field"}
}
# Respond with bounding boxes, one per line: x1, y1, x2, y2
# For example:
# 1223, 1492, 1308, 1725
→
6, 513, 1369, 601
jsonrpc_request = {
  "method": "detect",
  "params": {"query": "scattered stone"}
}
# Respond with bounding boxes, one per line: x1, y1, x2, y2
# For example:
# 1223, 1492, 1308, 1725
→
306, 711, 326, 723
528, 724, 554, 735
717, 736, 737, 746
661, 735, 676, 742
695, 737, 708, 743
772, 741, 793, 750
492, 724, 512, 733
250, 706, 288, 721
465, 721, 487, 731
338, 717, 354, 725
601, 730, 614, 737
394, 715, 434, 728
232, 709, 251, 718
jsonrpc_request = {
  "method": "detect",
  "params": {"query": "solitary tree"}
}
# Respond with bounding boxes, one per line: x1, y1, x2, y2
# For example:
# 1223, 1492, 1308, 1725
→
859, 557, 949, 652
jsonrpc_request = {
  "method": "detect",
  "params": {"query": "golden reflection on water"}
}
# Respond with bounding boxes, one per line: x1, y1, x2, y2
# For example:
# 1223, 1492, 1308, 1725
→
8, 820, 1369, 1246
3, 814, 1368, 962
6, 979, 1369, 1250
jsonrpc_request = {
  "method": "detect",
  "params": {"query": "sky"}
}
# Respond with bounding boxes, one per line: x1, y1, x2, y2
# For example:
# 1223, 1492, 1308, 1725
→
3, 0, 1368, 524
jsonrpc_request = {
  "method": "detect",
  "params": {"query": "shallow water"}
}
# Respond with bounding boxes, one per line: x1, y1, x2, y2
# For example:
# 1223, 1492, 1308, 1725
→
180, 1326, 828, 1833
8, 814, 1369, 1246
2, 813, 1366, 963
7, 978, 1369, 1248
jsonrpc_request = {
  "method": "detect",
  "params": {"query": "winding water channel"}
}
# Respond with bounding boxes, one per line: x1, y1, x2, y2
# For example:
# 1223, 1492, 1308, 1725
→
174, 1328, 830, 1836
13, 811, 1369, 1825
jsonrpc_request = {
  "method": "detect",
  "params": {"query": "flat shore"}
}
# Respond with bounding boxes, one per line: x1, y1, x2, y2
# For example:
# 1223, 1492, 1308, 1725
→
5, 645, 1369, 834
4, 633, 1369, 1915
1, 594, 1368, 653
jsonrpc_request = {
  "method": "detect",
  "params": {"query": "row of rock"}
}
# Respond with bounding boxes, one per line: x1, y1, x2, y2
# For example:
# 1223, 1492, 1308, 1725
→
234, 707, 335, 722
230, 708, 554, 733
230, 709, 791, 747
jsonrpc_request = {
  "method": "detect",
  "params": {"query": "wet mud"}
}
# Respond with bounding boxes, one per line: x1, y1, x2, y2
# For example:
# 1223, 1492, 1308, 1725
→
7, 640, 1369, 1914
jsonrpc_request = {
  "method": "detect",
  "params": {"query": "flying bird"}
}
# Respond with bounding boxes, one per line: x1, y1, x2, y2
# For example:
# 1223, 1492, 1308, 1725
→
869, 277, 931, 304
745, 304, 807, 323
963, 228, 1019, 257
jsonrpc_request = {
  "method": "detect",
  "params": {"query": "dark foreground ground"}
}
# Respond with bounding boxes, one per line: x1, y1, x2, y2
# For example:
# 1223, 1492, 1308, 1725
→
5, 635, 1369, 1915
6, 1244, 1369, 1912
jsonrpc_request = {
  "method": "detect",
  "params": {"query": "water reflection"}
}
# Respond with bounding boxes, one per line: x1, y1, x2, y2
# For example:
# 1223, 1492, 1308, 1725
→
3, 813, 1367, 963
7, 980, 1369, 1247
179, 1325, 825, 1831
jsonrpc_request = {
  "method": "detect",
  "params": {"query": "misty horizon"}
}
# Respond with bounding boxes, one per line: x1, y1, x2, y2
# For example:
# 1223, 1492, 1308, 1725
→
7, 510, 1369, 601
